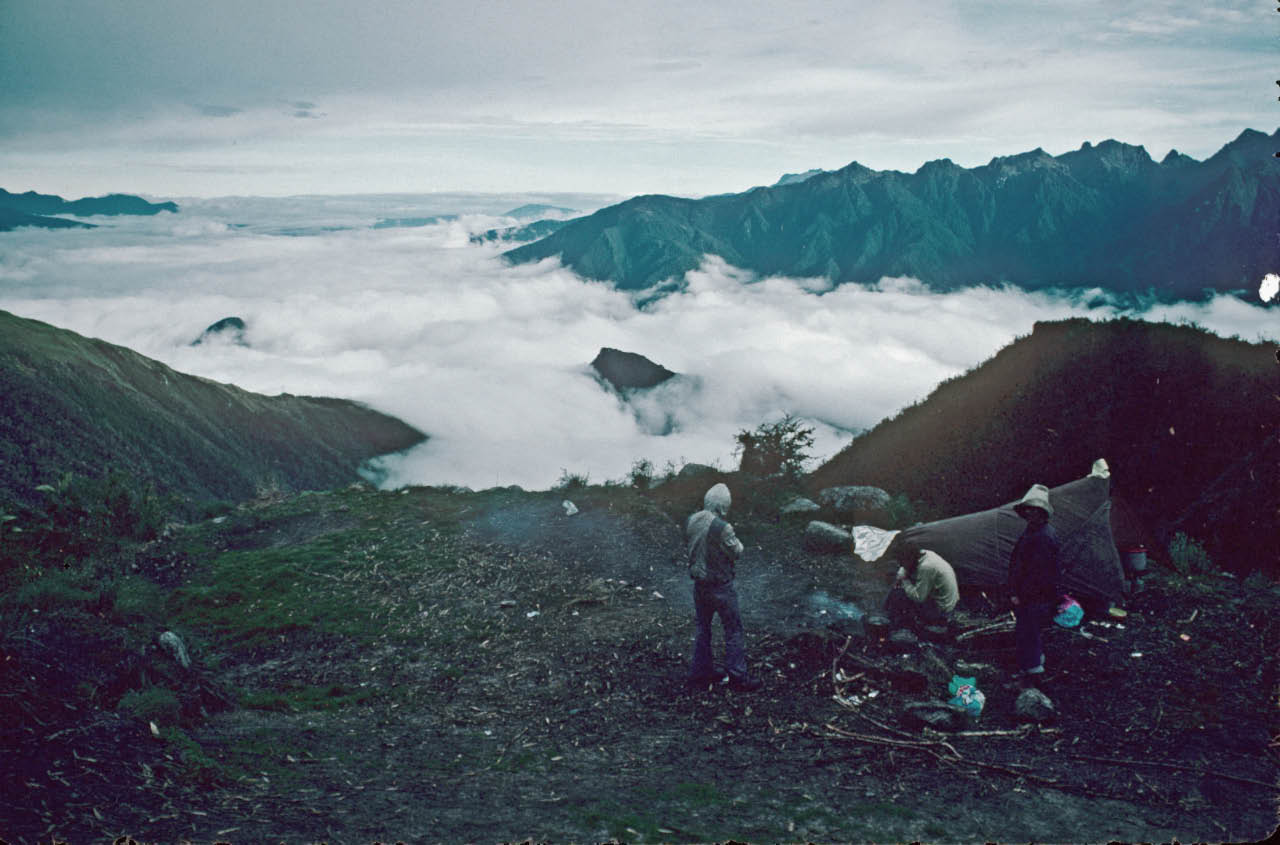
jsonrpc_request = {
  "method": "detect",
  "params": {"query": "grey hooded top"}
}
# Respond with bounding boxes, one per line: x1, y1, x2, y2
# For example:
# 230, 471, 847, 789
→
685, 483, 744, 584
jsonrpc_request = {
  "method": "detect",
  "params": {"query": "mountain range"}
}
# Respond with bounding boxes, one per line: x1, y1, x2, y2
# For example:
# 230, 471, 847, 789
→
0, 310, 424, 513
505, 128, 1279, 300
0, 189, 178, 231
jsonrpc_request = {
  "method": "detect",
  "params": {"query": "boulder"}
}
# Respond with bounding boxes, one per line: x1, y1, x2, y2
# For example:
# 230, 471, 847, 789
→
779, 497, 819, 516
803, 520, 851, 553
677, 463, 719, 481
1015, 687, 1056, 722
817, 485, 891, 516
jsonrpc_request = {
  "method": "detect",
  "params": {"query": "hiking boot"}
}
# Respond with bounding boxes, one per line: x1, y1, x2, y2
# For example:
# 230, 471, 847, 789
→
728, 675, 763, 692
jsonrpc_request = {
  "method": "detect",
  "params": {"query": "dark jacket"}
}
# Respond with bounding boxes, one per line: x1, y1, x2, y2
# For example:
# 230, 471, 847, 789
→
1008, 522, 1061, 605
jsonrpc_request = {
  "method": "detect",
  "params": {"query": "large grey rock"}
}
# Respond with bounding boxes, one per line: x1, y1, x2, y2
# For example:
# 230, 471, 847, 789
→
803, 520, 851, 553
1015, 687, 1056, 722
817, 485, 891, 516
677, 462, 719, 480
780, 497, 820, 516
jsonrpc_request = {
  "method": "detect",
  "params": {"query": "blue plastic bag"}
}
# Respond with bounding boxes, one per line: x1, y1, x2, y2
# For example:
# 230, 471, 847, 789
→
1054, 595, 1083, 628
947, 674, 984, 719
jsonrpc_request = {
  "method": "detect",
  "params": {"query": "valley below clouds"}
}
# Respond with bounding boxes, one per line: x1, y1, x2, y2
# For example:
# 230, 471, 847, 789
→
1, 194, 1274, 491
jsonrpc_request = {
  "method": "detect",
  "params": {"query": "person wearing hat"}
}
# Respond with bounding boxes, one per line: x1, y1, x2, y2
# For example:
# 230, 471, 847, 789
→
1008, 483, 1061, 685
684, 482, 762, 692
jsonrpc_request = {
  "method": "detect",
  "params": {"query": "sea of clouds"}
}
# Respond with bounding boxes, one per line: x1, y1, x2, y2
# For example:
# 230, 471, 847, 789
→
1, 194, 1275, 491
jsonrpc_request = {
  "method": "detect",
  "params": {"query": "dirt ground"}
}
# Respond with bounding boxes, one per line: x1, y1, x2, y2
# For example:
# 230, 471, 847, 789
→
4, 484, 1277, 843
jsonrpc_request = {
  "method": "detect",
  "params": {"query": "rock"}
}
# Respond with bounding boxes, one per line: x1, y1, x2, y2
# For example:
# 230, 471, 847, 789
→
803, 520, 851, 553
888, 629, 919, 648
780, 497, 820, 516
677, 463, 719, 480
904, 700, 970, 731
1015, 687, 1056, 722
590, 347, 677, 391
158, 631, 191, 669
562, 500, 579, 516
817, 485, 891, 516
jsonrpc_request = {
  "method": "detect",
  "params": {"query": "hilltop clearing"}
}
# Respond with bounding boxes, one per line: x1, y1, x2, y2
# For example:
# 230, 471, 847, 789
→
2, 482, 1275, 842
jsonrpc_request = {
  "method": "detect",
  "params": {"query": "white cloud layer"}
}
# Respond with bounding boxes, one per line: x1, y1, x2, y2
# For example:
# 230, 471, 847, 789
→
0, 196, 1274, 491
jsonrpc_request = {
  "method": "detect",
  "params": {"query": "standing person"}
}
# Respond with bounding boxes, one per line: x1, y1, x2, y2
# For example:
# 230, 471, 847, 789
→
685, 483, 762, 691
1008, 483, 1061, 686
887, 541, 960, 634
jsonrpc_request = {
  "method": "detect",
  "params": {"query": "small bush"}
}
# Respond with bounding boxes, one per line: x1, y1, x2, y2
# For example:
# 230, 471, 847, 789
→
628, 459, 655, 490
883, 493, 925, 529
554, 469, 591, 491
1168, 531, 1215, 575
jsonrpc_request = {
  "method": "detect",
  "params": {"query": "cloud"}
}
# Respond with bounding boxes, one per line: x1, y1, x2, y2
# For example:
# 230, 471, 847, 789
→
0, 196, 1274, 491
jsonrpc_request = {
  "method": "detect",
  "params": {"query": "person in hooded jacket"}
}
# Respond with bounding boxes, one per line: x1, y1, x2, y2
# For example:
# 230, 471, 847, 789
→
685, 483, 762, 691
1008, 483, 1062, 686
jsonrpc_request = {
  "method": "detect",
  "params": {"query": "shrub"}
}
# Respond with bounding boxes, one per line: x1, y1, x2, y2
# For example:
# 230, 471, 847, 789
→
554, 469, 591, 491
735, 414, 815, 480
1168, 531, 1215, 575
628, 459, 655, 490
882, 493, 924, 529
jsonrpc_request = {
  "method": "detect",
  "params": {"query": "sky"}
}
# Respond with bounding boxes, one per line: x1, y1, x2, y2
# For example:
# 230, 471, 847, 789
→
1, 0, 1274, 198
0, 199, 1273, 491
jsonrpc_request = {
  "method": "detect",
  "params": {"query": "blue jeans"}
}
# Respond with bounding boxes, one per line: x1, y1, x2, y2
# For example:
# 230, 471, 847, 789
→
1014, 601, 1054, 674
689, 580, 747, 681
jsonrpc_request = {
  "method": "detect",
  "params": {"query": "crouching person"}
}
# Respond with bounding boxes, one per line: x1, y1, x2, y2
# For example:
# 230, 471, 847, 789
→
686, 483, 762, 692
885, 541, 959, 635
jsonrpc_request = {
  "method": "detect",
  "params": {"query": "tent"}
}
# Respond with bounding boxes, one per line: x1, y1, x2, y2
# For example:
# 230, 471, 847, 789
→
893, 471, 1126, 607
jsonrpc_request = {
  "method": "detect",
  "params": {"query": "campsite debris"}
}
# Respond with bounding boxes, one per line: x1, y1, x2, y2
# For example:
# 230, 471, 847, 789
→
1179, 634, 1191, 641
498, 599, 517, 608
1015, 688, 1056, 722
888, 629, 919, 648
1130, 652, 1143, 658
1108, 607, 1128, 619
561, 500, 578, 516
1178, 609, 1199, 625
803, 520, 852, 553
956, 619, 1016, 642
525, 611, 540, 619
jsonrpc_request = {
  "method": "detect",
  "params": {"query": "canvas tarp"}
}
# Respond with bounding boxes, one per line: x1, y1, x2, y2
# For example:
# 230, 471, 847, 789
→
894, 474, 1126, 606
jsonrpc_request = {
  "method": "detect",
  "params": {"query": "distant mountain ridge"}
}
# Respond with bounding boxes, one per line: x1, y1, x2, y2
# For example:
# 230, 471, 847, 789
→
808, 318, 1277, 576
0, 188, 178, 231
505, 128, 1279, 299
0, 311, 424, 512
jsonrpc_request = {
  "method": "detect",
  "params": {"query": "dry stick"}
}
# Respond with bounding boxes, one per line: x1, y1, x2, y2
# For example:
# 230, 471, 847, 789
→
1067, 753, 1278, 790
955, 620, 1015, 642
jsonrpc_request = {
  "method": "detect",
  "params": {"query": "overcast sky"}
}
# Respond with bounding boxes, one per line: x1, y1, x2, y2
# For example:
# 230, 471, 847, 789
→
1, 0, 1273, 198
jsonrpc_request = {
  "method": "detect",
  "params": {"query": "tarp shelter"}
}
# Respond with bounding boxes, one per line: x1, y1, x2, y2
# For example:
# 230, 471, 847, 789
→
894, 473, 1126, 607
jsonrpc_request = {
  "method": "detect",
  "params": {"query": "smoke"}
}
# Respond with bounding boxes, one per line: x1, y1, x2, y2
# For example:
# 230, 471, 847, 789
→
0, 195, 1273, 491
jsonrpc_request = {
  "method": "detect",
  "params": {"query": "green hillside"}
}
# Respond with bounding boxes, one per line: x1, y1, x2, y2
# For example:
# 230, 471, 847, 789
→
809, 318, 1277, 575
505, 129, 1279, 299
0, 310, 425, 513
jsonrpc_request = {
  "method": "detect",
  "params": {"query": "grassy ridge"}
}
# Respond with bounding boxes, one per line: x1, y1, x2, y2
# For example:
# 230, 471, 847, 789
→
809, 317, 1277, 575
0, 309, 426, 515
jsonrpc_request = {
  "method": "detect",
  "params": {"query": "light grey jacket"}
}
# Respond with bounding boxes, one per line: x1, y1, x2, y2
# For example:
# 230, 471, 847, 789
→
685, 483, 744, 584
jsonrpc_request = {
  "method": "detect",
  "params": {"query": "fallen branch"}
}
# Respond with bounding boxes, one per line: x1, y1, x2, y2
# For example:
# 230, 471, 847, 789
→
1067, 753, 1277, 790
955, 620, 1015, 642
